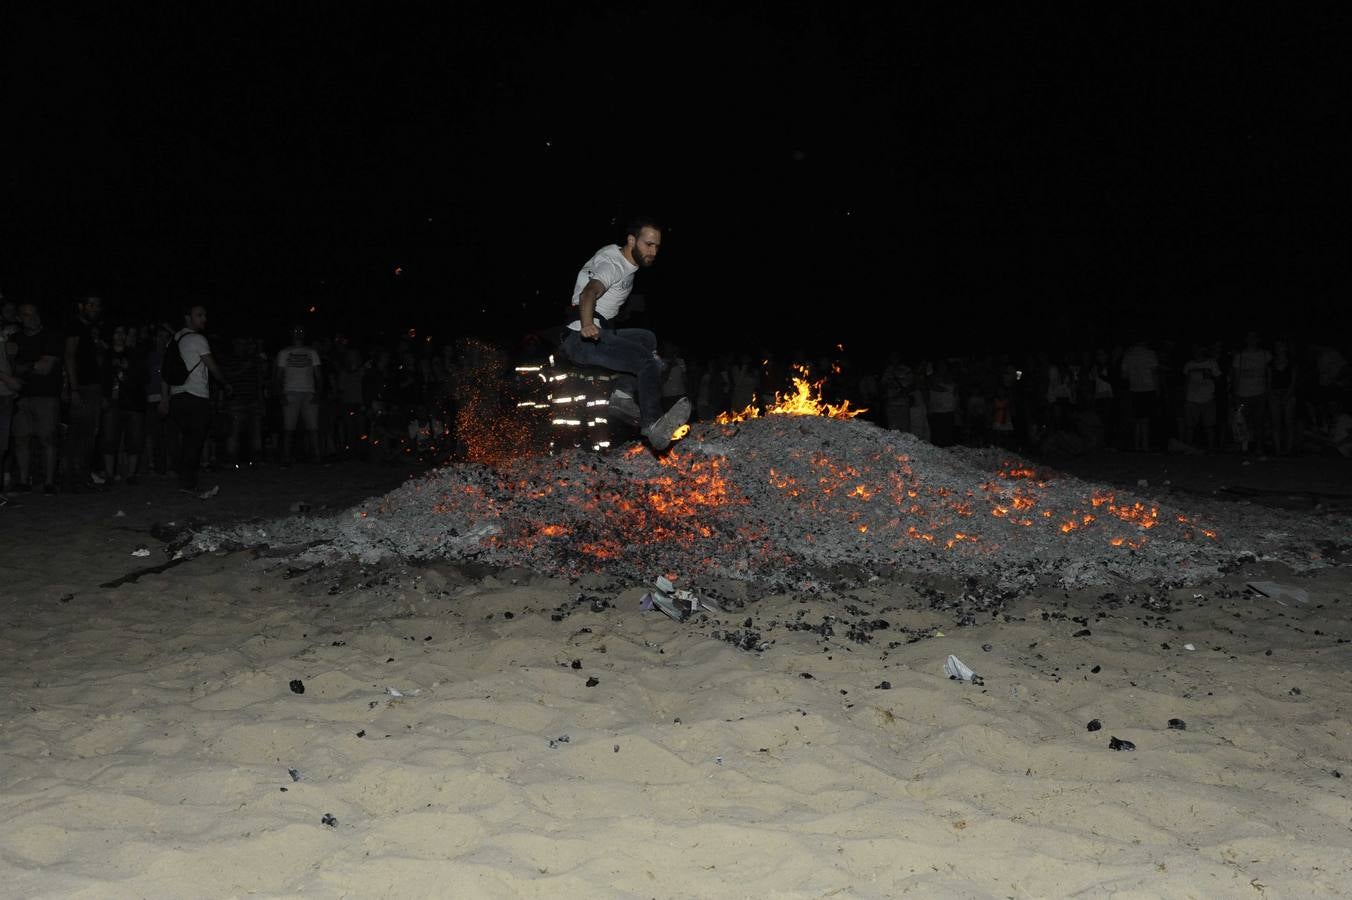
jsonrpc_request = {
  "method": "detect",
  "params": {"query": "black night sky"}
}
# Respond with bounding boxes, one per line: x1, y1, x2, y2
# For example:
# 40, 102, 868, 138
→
3, 5, 1347, 357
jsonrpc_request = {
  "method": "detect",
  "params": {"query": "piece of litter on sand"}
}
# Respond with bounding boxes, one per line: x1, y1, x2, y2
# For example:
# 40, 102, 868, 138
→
199, 485, 219, 499
944, 654, 983, 685
548, 735, 571, 748
1183, 643, 1196, 651
655, 575, 676, 594
1168, 718, 1187, 730
642, 590, 686, 622
1108, 736, 1136, 751
715, 756, 724, 765
321, 813, 338, 827
289, 679, 305, 694
131, 548, 151, 557
1245, 581, 1309, 606
288, 768, 303, 782
385, 687, 420, 698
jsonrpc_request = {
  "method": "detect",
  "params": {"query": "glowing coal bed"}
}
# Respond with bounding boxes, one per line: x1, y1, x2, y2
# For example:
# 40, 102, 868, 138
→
194, 413, 1345, 598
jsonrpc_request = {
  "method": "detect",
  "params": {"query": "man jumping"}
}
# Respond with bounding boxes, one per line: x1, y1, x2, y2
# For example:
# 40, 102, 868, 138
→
560, 216, 690, 451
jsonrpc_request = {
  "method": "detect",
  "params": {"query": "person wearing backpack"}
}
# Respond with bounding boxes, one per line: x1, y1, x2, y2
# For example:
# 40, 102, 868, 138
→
158, 303, 230, 494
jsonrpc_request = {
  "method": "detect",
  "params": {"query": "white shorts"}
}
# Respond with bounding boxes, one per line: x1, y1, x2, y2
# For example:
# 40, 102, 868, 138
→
283, 391, 319, 431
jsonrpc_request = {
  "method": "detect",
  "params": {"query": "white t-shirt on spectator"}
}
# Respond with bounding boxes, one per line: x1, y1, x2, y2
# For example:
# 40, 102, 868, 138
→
1232, 348, 1271, 398
1121, 345, 1159, 392
277, 346, 322, 393
1183, 358, 1220, 404
171, 329, 211, 399
568, 244, 637, 331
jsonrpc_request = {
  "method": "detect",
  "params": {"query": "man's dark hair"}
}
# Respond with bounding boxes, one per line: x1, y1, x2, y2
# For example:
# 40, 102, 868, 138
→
181, 300, 207, 320
625, 216, 662, 241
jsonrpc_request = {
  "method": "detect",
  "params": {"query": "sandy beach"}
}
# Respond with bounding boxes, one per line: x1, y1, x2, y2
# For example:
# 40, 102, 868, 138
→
2, 450, 1350, 898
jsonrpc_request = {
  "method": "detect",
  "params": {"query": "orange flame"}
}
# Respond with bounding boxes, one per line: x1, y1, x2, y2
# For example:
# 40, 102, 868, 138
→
716, 366, 866, 423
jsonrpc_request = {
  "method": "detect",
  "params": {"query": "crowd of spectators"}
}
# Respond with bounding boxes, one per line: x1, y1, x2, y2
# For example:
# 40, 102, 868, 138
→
2, 289, 1349, 506
656, 335, 1352, 461
0, 292, 479, 501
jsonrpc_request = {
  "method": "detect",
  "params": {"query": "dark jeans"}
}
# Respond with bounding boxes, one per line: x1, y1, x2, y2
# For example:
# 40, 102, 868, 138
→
560, 326, 663, 428
102, 406, 146, 456
145, 402, 174, 474
64, 384, 103, 483
170, 394, 213, 489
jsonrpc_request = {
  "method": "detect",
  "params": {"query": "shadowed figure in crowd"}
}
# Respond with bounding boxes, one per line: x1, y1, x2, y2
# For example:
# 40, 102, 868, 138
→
559, 216, 690, 452
11, 303, 63, 493
275, 325, 323, 465
161, 303, 231, 494
63, 294, 105, 490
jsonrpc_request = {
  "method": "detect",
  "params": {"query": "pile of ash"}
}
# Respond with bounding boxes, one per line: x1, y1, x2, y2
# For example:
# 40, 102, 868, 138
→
190, 415, 1346, 595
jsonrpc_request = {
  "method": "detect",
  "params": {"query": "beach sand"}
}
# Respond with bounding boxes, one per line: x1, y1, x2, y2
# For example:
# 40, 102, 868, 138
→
2, 455, 1350, 898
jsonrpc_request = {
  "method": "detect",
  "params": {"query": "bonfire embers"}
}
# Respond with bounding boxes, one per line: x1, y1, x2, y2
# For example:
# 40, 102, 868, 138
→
195, 376, 1343, 597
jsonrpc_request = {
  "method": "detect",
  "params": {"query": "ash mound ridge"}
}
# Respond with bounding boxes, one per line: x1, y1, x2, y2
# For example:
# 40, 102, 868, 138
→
192, 415, 1345, 594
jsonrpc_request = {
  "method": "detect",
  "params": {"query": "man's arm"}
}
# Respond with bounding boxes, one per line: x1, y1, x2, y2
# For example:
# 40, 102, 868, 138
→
202, 353, 232, 394
577, 279, 606, 340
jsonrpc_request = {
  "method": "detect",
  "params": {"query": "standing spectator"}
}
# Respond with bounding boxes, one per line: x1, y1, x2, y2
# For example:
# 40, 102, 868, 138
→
0, 313, 21, 495
11, 304, 64, 493
880, 352, 913, 433
1312, 343, 1348, 416
223, 337, 265, 466
1120, 337, 1160, 451
856, 362, 880, 425
1269, 339, 1297, 456
63, 294, 106, 489
728, 354, 759, 413
100, 325, 149, 481
275, 324, 323, 464
661, 343, 688, 412
926, 360, 958, 447
143, 323, 174, 476
1181, 344, 1221, 451
1091, 348, 1116, 446
1230, 331, 1271, 455
162, 303, 230, 494
335, 347, 367, 455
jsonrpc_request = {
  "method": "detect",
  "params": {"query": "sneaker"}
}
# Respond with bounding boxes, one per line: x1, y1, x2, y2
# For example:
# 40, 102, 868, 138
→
89, 472, 107, 485
642, 397, 692, 453
608, 389, 641, 426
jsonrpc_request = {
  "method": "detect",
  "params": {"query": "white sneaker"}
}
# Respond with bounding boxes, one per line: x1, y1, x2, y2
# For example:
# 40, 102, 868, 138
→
642, 397, 691, 452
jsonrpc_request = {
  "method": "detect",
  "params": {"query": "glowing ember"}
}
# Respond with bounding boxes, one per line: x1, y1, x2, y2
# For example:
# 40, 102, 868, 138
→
194, 409, 1350, 604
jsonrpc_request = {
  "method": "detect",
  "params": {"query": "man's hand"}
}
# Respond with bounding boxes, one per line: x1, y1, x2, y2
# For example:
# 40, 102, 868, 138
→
158, 396, 170, 417
580, 321, 601, 341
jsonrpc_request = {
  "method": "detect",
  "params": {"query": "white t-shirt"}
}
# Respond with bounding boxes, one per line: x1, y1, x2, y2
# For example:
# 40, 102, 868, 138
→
276, 346, 322, 393
1121, 345, 1159, 392
568, 244, 637, 331
1183, 358, 1220, 404
171, 329, 211, 399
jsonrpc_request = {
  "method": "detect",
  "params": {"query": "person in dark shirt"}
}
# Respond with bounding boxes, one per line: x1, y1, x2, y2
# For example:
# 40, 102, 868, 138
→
223, 336, 265, 466
100, 325, 149, 482
12, 304, 64, 492
63, 294, 106, 489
